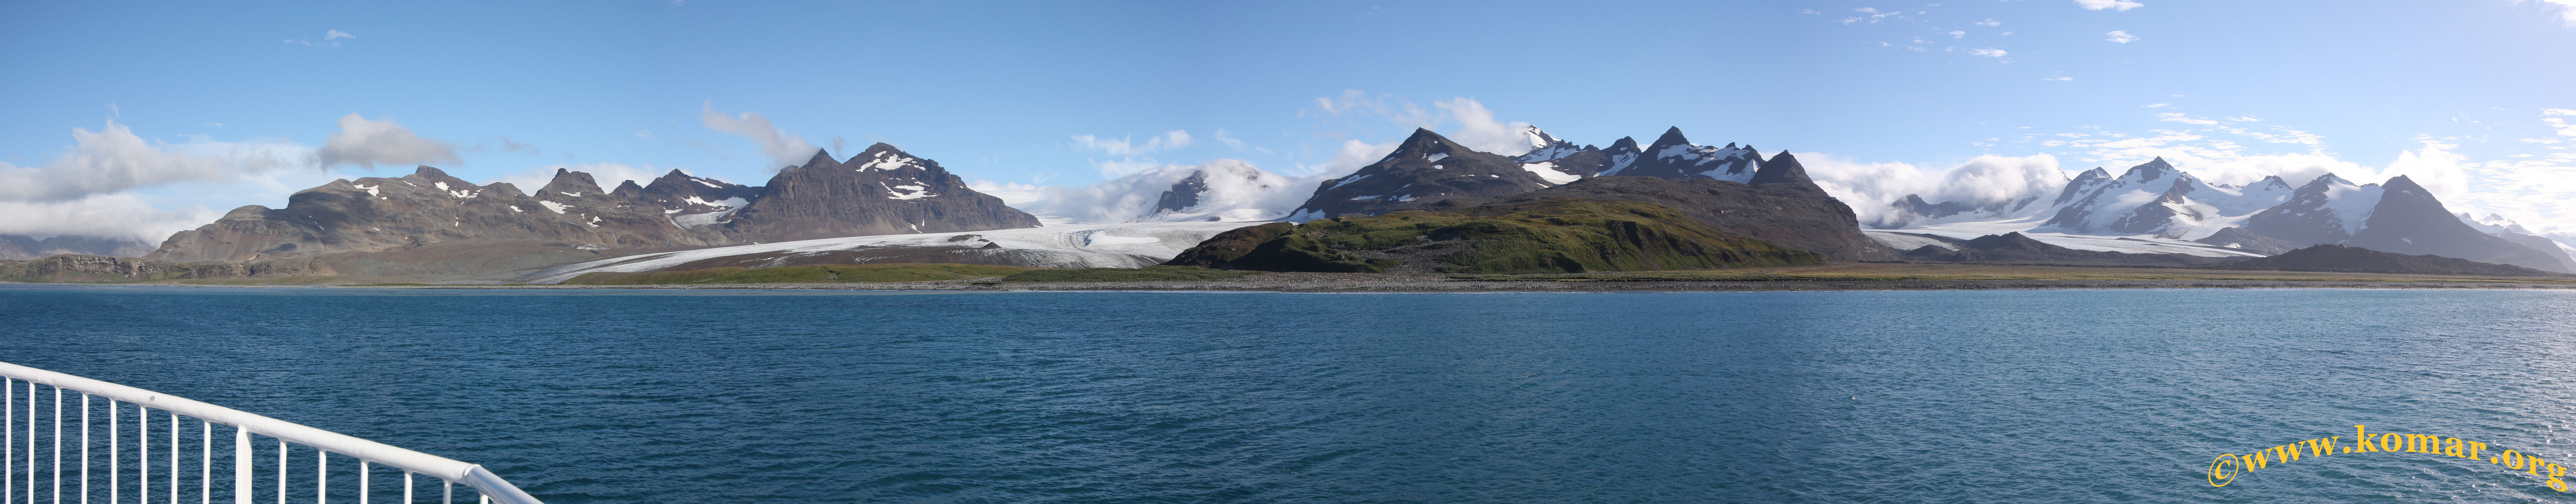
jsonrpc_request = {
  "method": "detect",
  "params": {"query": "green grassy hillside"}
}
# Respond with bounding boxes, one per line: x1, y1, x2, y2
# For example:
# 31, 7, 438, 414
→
1165, 198, 1827, 274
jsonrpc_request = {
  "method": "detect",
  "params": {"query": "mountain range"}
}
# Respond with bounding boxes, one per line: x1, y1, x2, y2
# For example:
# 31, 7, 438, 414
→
1880, 158, 2576, 273
14, 121, 2576, 281
144, 143, 1036, 264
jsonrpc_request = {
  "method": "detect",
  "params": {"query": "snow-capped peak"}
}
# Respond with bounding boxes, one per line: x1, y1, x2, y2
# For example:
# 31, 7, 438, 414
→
1514, 125, 1585, 163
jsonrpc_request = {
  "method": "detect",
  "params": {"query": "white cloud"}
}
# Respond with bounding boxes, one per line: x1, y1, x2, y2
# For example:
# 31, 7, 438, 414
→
317, 114, 460, 168
2521, 0, 2576, 26
1798, 154, 1933, 226
1303, 89, 1437, 130
1976, 19, 2001, 26
699, 102, 821, 169
1, 120, 312, 203
2075, 0, 2143, 11
324, 30, 354, 40
2105, 30, 2139, 43
1297, 139, 1399, 178
1967, 48, 2008, 57
2042, 76, 2074, 81
975, 159, 1317, 224
1433, 98, 1535, 156
2153, 112, 2220, 125
1949, 31, 1966, 38
1071, 130, 1193, 156
1803, 153, 2072, 226
0, 193, 219, 242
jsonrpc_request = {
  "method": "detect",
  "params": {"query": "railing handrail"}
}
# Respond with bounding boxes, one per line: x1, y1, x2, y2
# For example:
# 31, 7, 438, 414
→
0, 361, 543, 504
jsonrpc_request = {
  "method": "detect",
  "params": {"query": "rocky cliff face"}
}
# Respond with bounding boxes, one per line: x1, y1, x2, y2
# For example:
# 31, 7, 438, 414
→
1600, 127, 1761, 182
146, 145, 1037, 264
720, 144, 1039, 242
2340, 176, 2568, 272
1286, 129, 1560, 220
147, 166, 718, 263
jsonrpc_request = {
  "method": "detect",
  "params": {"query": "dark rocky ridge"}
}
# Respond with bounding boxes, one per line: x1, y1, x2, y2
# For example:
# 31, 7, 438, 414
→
1167, 198, 1825, 274
1287, 129, 1558, 219
1, 235, 154, 260
1606, 127, 1761, 181
2340, 176, 2567, 272
1423, 172, 1897, 262
2192, 227, 2302, 255
146, 145, 1038, 265
721, 144, 1039, 242
2220, 244, 2563, 276
1899, 232, 2227, 266
1155, 171, 1210, 213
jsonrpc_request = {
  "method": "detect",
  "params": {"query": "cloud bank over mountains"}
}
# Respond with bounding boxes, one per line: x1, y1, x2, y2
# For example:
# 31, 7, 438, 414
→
9, 94, 2572, 259
0, 113, 487, 242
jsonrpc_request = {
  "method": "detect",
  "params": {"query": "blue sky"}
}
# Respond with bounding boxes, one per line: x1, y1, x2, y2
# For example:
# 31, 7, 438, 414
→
5, 0, 2574, 240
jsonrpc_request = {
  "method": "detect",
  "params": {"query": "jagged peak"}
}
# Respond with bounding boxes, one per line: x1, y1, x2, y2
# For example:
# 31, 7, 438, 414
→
849, 143, 931, 171
801, 148, 839, 168
1519, 125, 1562, 149
1607, 136, 1640, 152
540, 169, 604, 196
1749, 150, 1818, 188
1650, 127, 1690, 148
413, 166, 450, 178
2076, 167, 2112, 178
1390, 128, 1461, 156
2119, 157, 2181, 183
2383, 174, 2424, 194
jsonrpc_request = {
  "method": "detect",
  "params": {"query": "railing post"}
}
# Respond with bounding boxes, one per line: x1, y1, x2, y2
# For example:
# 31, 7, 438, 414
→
137, 404, 145, 504
315, 450, 323, 504
54, 386, 62, 504
199, 421, 208, 504
80, 394, 88, 504
231, 428, 247, 504
166, 412, 176, 504
274, 441, 284, 504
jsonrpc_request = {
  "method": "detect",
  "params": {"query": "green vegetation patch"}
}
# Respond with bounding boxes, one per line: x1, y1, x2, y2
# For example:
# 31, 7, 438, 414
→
1447, 271, 1921, 282
1166, 198, 1827, 274
1000, 265, 1264, 282
565, 263, 1040, 284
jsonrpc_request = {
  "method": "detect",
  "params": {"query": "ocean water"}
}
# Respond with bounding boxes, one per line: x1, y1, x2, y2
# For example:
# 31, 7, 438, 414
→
3, 285, 2573, 503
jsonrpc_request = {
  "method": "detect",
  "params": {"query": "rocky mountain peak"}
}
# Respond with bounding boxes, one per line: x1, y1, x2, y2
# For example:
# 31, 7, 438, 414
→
797, 149, 841, 171
1609, 127, 1760, 181
538, 169, 605, 198
1388, 128, 1461, 158
2252, 175, 2292, 191
849, 143, 935, 172
2119, 157, 2179, 183
1748, 151, 1821, 190
1650, 127, 1690, 149
1515, 126, 1588, 162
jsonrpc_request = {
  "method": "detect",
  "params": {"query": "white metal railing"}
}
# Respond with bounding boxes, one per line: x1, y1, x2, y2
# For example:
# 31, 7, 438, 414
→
0, 362, 540, 504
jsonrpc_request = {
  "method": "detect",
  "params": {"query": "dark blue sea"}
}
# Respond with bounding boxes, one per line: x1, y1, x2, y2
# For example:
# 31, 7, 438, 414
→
4, 285, 2573, 503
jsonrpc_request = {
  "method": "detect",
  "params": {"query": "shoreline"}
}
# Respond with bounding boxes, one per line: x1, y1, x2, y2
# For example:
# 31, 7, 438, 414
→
12, 263, 2574, 292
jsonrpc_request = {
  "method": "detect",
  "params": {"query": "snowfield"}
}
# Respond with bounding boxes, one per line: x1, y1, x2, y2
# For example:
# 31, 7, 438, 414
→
518, 221, 1267, 283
